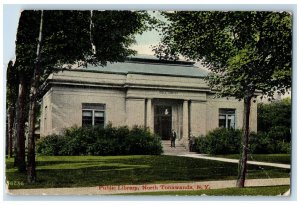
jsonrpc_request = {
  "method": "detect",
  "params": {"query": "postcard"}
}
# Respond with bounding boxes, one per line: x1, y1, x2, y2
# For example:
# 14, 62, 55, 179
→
4, 8, 292, 197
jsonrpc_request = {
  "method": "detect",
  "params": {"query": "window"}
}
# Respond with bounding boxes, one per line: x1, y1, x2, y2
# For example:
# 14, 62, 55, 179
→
82, 110, 93, 126
82, 103, 105, 127
219, 109, 236, 129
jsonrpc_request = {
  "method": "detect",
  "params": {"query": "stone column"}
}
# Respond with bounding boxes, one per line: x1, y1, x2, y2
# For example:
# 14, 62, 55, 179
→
190, 101, 206, 136
146, 98, 153, 131
182, 100, 189, 145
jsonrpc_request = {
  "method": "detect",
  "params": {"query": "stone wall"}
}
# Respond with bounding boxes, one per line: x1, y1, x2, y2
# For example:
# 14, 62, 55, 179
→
40, 69, 257, 138
41, 85, 126, 135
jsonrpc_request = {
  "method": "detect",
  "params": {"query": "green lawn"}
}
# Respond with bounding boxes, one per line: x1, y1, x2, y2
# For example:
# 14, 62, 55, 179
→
123, 186, 290, 196
211, 154, 291, 164
6, 155, 290, 189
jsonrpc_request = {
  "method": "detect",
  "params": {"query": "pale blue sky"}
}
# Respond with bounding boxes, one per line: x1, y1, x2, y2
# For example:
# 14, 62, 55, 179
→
4, 4, 295, 66
2, 5, 162, 65
3, 5, 20, 65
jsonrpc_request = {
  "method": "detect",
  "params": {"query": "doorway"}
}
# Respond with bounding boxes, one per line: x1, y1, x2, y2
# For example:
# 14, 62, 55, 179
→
154, 105, 172, 140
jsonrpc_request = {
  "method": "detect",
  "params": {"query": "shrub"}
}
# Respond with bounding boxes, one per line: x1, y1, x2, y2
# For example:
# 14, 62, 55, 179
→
37, 125, 163, 156
257, 98, 291, 133
249, 131, 291, 154
268, 126, 291, 142
195, 128, 242, 155
124, 126, 162, 155
277, 141, 291, 154
249, 131, 273, 154
36, 134, 68, 156
195, 127, 291, 155
194, 135, 209, 154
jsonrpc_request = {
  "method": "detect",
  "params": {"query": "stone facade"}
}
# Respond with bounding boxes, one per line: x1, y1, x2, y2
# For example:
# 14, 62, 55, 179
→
40, 57, 257, 147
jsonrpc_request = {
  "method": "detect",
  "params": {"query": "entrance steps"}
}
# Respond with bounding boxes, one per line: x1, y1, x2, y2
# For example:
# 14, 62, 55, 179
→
161, 140, 193, 155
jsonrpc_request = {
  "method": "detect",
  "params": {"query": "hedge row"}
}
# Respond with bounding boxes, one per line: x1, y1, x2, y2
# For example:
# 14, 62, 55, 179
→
194, 128, 242, 155
194, 128, 290, 155
36, 125, 163, 156
249, 126, 291, 154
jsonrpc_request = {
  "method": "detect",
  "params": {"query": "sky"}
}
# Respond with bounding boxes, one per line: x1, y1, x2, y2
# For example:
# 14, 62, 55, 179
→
2, 6, 163, 66
3, 5, 20, 65
4, 4, 297, 66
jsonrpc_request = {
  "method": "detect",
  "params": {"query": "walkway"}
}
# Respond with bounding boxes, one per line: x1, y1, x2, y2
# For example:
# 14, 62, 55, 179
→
7, 142, 291, 195
162, 140, 290, 169
161, 140, 190, 155
179, 154, 291, 169
7, 178, 290, 195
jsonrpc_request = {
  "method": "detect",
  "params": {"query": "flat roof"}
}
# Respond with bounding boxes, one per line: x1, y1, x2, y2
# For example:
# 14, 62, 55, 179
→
75, 56, 209, 78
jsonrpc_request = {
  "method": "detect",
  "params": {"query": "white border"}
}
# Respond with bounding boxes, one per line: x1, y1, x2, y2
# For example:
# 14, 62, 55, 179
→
1, 1, 299, 205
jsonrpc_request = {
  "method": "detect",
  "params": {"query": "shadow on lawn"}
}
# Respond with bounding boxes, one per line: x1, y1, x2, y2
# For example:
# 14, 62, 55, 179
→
5, 155, 290, 189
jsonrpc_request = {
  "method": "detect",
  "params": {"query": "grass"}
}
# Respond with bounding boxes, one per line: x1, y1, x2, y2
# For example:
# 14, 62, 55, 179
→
6, 155, 290, 189
210, 154, 291, 164
122, 186, 290, 196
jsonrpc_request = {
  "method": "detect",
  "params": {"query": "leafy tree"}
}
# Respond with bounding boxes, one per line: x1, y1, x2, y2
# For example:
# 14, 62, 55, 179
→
12, 10, 40, 172
155, 11, 292, 187
255, 98, 291, 151
11, 10, 153, 182
258, 98, 291, 133
6, 61, 18, 158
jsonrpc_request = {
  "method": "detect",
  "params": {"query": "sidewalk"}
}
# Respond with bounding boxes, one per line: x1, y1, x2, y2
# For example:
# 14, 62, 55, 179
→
162, 141, 290, 169
178, 154, 291, 169
7, 178, 290, 195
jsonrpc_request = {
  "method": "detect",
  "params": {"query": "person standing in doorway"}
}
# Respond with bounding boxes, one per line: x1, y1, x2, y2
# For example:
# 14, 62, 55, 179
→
171, 129, 177, 148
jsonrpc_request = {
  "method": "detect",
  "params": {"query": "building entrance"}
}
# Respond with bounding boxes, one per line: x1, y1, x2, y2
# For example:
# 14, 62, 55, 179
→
154, 105, 172, 140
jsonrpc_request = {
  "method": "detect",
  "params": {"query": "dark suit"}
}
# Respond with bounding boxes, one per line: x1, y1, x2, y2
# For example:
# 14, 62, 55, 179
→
171, 131, 177, 148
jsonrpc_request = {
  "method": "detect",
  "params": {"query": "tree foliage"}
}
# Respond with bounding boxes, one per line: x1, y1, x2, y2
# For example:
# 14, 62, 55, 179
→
155, 11, 292, 188
14, 10, 152, 75
9, 10, 153, 181
257, 98, 291, 133
6, 61, 18, 108
155, 11, 292, 99
252, 98, 292, 154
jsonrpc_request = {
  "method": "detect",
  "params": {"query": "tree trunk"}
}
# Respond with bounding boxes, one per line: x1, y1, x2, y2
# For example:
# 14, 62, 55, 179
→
27, 91, 38, 183
27, 10, 44, 183
14, 74, 27, 172
13, 104, 18, 166
90, 10, 96, 54
236, 95, 252, 188
7, 106, 15, 157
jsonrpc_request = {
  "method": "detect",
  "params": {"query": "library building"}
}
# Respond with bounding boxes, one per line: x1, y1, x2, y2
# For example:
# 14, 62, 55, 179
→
40, 56, 257, 147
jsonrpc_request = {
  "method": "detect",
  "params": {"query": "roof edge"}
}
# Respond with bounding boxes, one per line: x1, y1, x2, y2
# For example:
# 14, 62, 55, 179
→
126, 56, 195, 66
